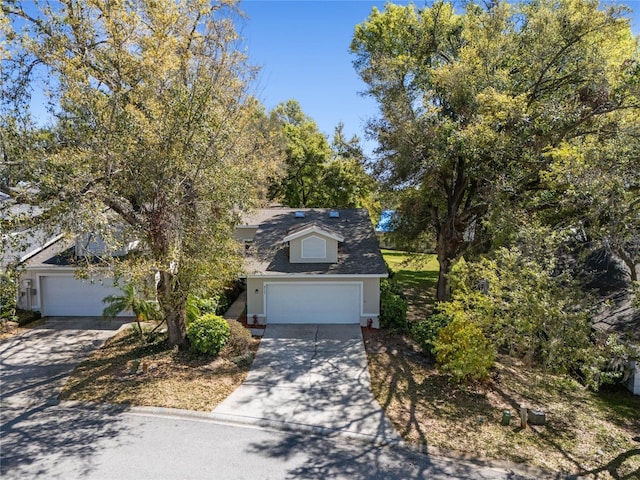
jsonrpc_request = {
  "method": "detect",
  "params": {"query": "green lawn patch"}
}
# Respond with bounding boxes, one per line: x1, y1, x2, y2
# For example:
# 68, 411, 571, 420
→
382, 249, 439, 321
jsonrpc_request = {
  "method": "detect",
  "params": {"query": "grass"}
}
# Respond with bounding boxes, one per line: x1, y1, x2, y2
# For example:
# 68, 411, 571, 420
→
381, 249, 439, 321
59, 324, 259, 411
373, 249, 640, 478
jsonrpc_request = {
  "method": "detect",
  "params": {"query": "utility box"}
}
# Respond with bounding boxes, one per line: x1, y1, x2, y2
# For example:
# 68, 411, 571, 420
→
501, 410, 511, 426
527, 409, 546, 426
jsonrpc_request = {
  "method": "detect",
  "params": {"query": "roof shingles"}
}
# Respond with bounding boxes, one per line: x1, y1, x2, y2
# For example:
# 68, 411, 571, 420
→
243, 208, 388, 276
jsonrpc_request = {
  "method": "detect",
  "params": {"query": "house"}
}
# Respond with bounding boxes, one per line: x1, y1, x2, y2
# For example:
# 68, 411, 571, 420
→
237, 208, 388, 327
16, 207, 388, 326
16, 235, 130, 317
590, 250, 640, 396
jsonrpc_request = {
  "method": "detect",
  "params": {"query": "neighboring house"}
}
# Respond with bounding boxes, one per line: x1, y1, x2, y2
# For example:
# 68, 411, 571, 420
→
16, 207, 388, 327
237, 208, 388, 327
590, 250, 640, 395
0, 195, 50, 271
17, 235, 129, 317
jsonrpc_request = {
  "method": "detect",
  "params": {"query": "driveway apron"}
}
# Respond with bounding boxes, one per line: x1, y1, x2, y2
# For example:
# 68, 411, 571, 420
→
212, 324, 401, 444
0, 317, 130, 413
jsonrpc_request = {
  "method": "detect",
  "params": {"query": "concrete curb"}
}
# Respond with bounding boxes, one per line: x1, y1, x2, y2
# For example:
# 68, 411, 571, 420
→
117, 404, 402, 447
94, 403, 576, 480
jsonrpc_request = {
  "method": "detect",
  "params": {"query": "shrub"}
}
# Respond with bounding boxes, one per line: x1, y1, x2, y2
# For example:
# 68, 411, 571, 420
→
434, 317, 496, 383
222, 319, 253, 357
579, 334, 637, 391
379, 279, 408, 331
412, 312, 452, 356
0, 271, 18, 322
187, 314, 230, 356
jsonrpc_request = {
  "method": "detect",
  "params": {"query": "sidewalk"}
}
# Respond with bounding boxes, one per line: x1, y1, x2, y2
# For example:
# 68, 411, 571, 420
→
222, 289, 246, 322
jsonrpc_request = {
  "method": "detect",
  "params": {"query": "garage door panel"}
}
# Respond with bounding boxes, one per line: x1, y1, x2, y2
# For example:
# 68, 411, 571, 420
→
266, 283, 360, 324
40, 275, 125, 317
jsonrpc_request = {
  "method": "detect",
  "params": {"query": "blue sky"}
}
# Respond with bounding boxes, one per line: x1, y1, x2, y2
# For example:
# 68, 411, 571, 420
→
238, 0, 640, 154
238, 1, 414, 152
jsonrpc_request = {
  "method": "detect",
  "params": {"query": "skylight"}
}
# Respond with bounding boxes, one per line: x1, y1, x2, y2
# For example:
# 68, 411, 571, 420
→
329, 210, 340, 218
294, 211, 305, 218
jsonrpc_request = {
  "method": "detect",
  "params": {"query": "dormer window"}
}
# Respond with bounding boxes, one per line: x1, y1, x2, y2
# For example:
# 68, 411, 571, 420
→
301, 235, 326, 259
283, 223, 344, 264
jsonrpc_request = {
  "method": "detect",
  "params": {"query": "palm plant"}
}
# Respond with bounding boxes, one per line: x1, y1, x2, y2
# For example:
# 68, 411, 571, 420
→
102, 283, 161, 340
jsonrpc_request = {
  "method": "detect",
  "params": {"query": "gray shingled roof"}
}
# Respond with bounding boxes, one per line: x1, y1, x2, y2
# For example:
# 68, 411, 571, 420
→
243, 208, 388, 276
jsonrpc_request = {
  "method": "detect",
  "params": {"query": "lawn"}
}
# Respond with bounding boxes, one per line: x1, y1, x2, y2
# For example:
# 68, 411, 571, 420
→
59, 325, 259, 411
374, 249, 640, 479
381, 249, 439, 321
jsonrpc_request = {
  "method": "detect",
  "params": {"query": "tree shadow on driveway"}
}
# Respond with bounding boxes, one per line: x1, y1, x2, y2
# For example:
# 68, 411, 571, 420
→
0, 317, 132, 478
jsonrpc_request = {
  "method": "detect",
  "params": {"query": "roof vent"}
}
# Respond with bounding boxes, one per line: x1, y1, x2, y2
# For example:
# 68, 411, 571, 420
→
294, 211, 305, 218
329, 210, 340, 218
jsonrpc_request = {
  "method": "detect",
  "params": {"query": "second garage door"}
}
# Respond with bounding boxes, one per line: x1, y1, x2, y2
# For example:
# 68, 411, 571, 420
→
266, 282, 361, 324
40, 275, 125, 317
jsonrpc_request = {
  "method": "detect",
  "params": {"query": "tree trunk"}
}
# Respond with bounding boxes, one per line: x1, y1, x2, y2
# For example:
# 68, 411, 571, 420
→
436, 254, 451, 302
435, 219, 464, 302
157, 270, 189, 349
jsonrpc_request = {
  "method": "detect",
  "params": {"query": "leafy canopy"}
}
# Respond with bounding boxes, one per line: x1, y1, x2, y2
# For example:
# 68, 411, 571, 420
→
2, 0, 281, 347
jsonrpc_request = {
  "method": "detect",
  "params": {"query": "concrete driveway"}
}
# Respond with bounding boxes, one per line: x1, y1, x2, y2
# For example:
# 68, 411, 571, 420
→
212, 324, 400, 444
1, 317, 130, 413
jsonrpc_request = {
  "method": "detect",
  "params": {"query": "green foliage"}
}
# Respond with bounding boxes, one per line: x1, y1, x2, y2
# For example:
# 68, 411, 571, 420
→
351, 0, 639, 301
379, 279, 408, 331
443, 248, 594, 374
434, 317, 496, 383
187, 281, 245, 324
4, 0, 282, 348
632, 282, 640, 310
223, 319, 254, 357
102, 283, 160, 340
187, 314, 230, 357
268, 102, 374, 208
412, 312, 452, 356
0, 270, 17, 321
186, 295, 219, 325
580, 335, 638, 391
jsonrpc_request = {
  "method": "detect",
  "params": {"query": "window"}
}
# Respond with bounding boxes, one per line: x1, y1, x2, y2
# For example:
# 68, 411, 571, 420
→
301, 236, 326, 259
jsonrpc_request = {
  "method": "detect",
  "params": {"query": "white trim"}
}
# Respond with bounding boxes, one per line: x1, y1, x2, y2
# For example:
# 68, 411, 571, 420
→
283, 225, 344, 243
259, 281, 364, 319
301, 235, 326, 259
19, 233, 65, 264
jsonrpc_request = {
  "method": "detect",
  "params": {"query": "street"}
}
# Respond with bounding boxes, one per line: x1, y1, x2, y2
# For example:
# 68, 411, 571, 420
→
2, 402, 540, 480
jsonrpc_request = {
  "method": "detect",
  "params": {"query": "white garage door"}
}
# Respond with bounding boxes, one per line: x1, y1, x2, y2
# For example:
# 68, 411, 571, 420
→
266, 283, 361, 324
40, 275, 124, 317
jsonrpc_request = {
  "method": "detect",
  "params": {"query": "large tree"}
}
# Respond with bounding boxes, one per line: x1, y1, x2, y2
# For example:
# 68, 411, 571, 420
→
1, 0, 280, 348
351, 0, 639, 300
268, 101, 375, 209
267, 100, 332, 207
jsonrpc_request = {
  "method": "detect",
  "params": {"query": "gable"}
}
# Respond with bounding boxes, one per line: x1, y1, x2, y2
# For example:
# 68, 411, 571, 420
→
301, 235, 326, 259
239, 208, 389, 275
289, 232, 338, 264
283, 224, 344, 243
